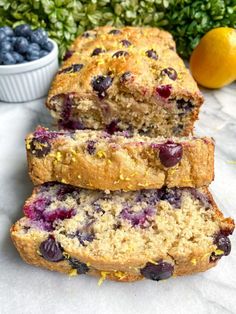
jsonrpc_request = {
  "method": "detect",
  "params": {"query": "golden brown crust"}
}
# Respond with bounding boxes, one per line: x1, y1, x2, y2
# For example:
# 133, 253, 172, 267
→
26, 130, 215, 190
10, 222, 219, 282
10, 187, 234, 283
46, 26, 203, 137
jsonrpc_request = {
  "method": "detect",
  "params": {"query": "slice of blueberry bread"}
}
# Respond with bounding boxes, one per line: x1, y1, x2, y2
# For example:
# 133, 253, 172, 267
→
26, 127, 214, 191
11, 182, 234, 282
46, 26, 203, 137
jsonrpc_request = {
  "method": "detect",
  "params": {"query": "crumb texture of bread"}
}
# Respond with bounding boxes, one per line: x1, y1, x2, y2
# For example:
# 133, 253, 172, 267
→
26, 127, 214, 190
46, 26, 203, 137
11, 183, 234, 282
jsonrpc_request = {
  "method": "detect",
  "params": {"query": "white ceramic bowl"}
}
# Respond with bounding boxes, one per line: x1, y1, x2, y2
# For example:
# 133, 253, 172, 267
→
0, 39, 59, 103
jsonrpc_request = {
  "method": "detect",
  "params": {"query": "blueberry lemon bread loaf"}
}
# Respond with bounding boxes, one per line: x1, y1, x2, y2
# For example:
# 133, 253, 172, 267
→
46, 26, 203, 137
11, 182, 234, 282
26, 127, 214, 191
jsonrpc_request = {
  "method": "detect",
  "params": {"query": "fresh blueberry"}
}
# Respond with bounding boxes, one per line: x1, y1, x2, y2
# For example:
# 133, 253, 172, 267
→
68, 258, 89, 274
120, 71, 132, 83
91, 75, 113, 97
14, 24, 32, 37
161, 67, 177, 81
140, 261, 174, 281
14, 37, 29, 54
0, 52, 16, 65
28, 43, 40, 52
0, 40, 13, 53
9, 36, 17, 45
30, 28, 48, 45
39, 50, 49, 58
58, 64, 84, 74
39, 236, 64, 262
42, 40, 53, 52
26, 49, 40, 61
0, 30, 6, 41
156, 84, 172, 98
112, 50, 129, 58
120, 39, 131, 47
146, 49, 158, 60
109, 29, 121, 35
0, 26, 14, 37
91, 47, 105, 56
12, 52, 24, 63
159, 141, 183, 168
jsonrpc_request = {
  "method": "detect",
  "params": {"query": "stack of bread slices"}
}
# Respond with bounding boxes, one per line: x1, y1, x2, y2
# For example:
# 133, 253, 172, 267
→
11, 26, 234, 283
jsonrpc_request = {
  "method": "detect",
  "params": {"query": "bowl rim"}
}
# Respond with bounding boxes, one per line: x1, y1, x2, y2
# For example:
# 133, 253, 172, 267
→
0, 38, 58, 74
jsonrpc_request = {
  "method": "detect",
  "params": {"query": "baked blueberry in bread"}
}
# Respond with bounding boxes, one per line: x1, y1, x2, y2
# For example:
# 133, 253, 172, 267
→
26, 127, 214, 190
46, 26, 203, 137
11, 182, 234, 282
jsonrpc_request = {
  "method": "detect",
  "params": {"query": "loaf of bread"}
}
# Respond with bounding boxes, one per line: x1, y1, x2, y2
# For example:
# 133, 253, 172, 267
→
26, 127, 214, 190
11, 182, 234, 282
46, 26, 203, 137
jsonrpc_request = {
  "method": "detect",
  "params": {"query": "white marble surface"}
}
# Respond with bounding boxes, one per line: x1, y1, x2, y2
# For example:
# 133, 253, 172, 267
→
0, 84, 235, 314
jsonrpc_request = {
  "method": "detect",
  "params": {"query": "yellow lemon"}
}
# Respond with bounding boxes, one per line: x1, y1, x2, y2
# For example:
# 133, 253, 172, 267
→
190, 27, 236, 88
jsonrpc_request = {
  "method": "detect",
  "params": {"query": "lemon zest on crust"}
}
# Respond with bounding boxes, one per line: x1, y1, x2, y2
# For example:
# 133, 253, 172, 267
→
191, 258, 197, 266
114, 271, 127, 280
98, 271, 109, 286
214, 249, 224, 255
69, 269, 77, 277
26, 138, 32, 150
97, 150, 106, 158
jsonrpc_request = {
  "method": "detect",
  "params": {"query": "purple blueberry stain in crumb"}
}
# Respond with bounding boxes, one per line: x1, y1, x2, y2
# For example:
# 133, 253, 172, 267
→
63, 50, 74, 61
160, 188, 182, 208
120, 71, 132, 83
145, 49, 158, 60
91, 48, 105, 56
159, 141, 183, 168
112, 50, 129, 58
109, 29, 121, 35
173, 124, 184, 135
161, 67, 177, 81
39, 236, 64, 262
140, 261, 174, 281
68, 257, 89, 274
120, 39, 131, 47
59, 93, 75, 125
120, 207, 155, 228
58, 63, 83, 74
105, 120, 121, 134
58, 119, 84, 131
86, 140, 96, 155
24, 197, 51, 220
156, 84, 172, 98
210, 233, 231, 262
188, 188, 211, 209
92, 200, 105, 215
91, 75, 113, 98
76, 229, 95, 246
56, 184, 81, 201
177, 99, 194, 112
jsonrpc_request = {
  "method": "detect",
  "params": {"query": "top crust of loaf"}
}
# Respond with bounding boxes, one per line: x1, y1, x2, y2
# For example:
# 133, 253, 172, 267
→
46, 26, 203, 116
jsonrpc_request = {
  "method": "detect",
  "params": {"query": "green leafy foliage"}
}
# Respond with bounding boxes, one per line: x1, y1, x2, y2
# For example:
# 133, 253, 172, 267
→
0, 0, 235, 59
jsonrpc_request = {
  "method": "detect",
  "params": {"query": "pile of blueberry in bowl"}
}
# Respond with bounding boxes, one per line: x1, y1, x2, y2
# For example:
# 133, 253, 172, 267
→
0, 24, 58, 103
0, 25, 54, 65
